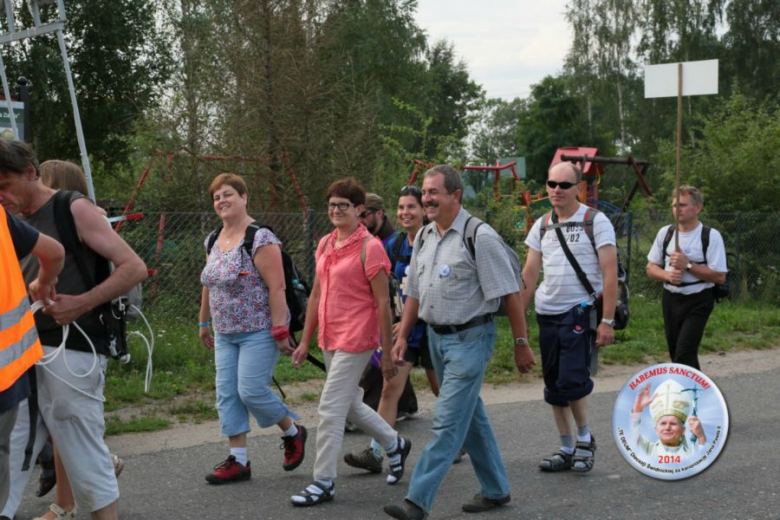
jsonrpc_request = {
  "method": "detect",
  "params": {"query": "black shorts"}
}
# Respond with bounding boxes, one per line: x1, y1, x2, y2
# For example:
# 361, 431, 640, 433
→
537, 304, 596, 407
403, 334, 433, 370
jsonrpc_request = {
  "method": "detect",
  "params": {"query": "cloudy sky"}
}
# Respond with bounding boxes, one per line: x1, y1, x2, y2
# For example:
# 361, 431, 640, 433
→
415, 0, 572, 101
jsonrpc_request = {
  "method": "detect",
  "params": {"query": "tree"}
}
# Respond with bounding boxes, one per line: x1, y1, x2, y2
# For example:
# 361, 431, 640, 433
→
3, 0, 172, 168
469, 97, 525, 164
515, 76, 590, 183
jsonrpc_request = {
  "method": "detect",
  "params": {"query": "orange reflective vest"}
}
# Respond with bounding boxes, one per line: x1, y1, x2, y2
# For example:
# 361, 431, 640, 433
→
0, 211, 43, 391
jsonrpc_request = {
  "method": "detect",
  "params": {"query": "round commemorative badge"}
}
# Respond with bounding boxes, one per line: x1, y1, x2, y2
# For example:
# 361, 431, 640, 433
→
612, 363, 729, 480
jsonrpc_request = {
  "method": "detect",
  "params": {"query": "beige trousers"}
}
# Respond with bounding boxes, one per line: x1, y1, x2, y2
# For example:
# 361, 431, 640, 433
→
313, 349, 397, 481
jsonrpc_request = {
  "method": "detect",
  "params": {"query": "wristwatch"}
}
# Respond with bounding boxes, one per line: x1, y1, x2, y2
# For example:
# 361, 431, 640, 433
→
601, 318, 615, 327
685, 262, 693, 271
514, 337, 529, 346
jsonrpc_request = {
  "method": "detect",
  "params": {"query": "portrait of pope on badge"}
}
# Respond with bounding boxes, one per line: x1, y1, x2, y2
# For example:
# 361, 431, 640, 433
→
630, 379, 707, 459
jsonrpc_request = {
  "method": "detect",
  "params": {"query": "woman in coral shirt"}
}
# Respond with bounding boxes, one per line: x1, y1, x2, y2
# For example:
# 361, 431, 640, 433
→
290, 178, 411, 507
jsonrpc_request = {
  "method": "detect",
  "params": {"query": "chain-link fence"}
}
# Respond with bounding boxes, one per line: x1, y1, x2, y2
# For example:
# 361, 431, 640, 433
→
121, 210, 778, 331
623, 212, 778, 303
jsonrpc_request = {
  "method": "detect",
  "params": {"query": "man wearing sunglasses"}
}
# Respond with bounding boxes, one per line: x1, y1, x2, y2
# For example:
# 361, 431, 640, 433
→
521, 161, 618, 475
361, 193, 398, 247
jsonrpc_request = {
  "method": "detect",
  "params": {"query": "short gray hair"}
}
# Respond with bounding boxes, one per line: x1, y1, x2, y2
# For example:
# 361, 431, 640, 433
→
424, 164, 464, 196
0, 139, 39, 177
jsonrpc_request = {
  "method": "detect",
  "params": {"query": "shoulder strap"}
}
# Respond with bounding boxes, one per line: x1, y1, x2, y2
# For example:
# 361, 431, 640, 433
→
359, 235, 372, 266
551, 210, 597, 300
701, 225, 711, 265
462, 216, 484, 261
52, 190, 97, 288
243, 221, 270, 259
662, 225, 675, 260
391, 232, 407, 265
539, 211, 552, 240
418, 223, 434, 252
206, 224, 223, 255
582, 207, 597, 251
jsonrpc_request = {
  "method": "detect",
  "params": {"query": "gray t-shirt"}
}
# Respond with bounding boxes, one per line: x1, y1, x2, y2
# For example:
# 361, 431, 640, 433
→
405, 208, 519, 325
20, 191, 107, 353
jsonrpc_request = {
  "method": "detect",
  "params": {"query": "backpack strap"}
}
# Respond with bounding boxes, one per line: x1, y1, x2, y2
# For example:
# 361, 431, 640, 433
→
551, 210, 598, 300
701, 225, 711, 265
205, 224, 223, 255
390, 232, 408, 266
52, 190, 105, 288
661, 225, 675, 264
539, 211, 552, 241
582, 207, 598, 251
462, 215, 484, 261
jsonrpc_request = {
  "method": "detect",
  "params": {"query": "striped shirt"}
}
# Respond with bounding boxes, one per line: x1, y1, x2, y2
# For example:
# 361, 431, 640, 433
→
406, 208, 519, 325
526, 203, 616, 315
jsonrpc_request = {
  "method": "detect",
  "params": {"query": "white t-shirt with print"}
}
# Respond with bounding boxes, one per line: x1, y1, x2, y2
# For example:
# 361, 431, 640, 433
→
647, 223, 728, 295
525, 203, 616, 315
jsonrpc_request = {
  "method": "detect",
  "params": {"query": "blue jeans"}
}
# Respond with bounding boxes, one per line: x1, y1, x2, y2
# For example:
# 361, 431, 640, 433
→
214, 330, 298, 436
406, 322, 510, 513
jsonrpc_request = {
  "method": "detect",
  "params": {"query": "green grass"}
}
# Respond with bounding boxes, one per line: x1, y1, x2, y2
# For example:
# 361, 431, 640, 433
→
105, 415, 171, 436
104, 300, 779, 417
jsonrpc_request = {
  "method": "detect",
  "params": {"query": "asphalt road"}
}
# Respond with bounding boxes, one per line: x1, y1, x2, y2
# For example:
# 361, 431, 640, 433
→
14, 367, 780, 520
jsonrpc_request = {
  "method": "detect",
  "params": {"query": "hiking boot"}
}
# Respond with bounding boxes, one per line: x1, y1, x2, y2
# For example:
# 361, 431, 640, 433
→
384, 499, 427, 520
281, 425, 307, 471
344, 446, 383, 473
205, 455, 251, 484
461, 493, 511, 513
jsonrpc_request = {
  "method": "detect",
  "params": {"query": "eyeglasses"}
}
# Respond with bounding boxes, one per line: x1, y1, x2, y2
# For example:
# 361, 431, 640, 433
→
328, 202, 355, 212
359, 209, 377, 219
399, 185, 422, 196
546, 180, 578, 190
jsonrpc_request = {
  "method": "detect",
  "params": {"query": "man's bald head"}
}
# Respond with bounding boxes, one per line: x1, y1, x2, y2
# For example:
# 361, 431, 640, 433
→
548, 162, 582, 183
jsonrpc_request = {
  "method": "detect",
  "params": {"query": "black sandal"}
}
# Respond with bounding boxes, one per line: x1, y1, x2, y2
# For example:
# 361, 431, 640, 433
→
571, 435, 597, 473
539, 451, 573, 472
290, 480, 335, 507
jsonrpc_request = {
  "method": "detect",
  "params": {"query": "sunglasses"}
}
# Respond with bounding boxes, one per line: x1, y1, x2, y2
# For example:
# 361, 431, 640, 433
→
546, 180, 578, 190
399, 185, 422, 196
359, 209, 377, 219
328, 202, 355, 211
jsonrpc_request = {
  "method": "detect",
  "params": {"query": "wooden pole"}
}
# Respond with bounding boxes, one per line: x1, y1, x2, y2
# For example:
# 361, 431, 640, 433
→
675, 62, 683, 251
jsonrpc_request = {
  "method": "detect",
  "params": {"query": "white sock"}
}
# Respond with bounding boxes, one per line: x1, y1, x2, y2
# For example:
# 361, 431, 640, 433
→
283, 423, 299, 438
230, 447, 248, 466
385, 438, 399, 457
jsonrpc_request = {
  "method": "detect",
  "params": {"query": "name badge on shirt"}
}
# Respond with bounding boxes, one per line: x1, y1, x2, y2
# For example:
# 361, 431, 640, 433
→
439, 264, 451, 277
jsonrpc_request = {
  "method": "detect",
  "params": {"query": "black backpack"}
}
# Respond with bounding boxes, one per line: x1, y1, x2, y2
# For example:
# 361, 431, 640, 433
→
52, 191, 131, 362
539, 208, 630, 330
661, 225, 732, 302
206, 222, 310, 332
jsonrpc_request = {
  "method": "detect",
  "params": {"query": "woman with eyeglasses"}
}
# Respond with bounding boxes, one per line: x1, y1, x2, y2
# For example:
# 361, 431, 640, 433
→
199, 173, 307, 486
290, 178, 411, 507
344, 185, 440, 481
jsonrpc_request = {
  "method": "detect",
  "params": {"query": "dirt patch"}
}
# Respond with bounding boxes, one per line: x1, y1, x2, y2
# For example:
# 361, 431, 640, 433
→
106, 346, 780, 456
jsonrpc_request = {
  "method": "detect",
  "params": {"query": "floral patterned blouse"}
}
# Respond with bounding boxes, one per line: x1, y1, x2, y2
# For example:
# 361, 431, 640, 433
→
201, 227, 289, 334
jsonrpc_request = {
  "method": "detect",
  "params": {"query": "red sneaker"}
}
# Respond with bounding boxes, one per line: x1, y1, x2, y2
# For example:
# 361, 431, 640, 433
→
205, 455, 251, 485
281, 425, 307, 471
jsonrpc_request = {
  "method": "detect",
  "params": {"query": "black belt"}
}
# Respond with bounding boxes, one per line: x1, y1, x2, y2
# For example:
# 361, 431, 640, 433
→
430, 314, 493, 335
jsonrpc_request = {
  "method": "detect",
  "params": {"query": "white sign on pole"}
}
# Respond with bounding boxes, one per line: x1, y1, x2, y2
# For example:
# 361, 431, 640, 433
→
644, 59, 719, 98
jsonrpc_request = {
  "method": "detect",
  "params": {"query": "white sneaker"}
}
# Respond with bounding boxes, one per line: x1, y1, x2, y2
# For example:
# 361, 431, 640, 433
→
33, 503, 78, 520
